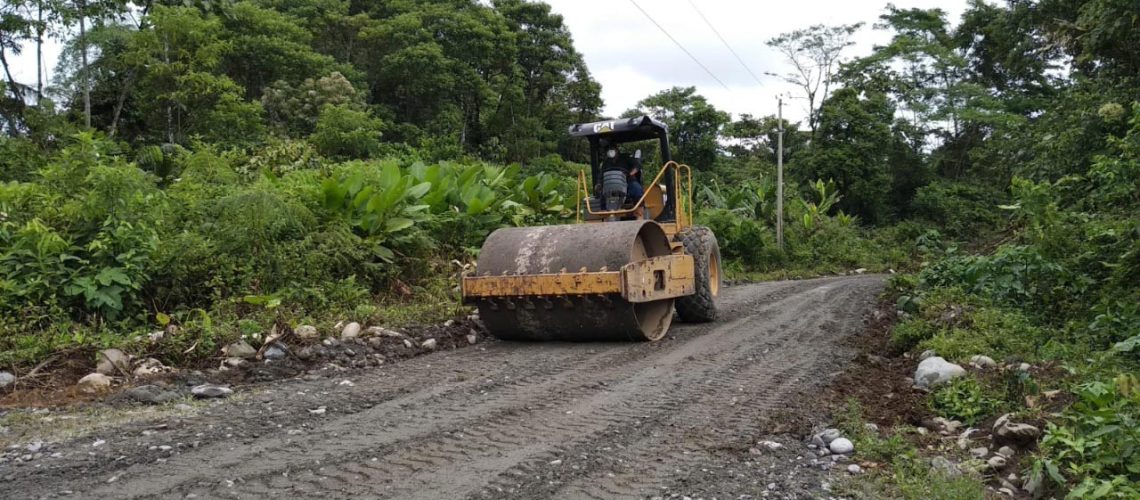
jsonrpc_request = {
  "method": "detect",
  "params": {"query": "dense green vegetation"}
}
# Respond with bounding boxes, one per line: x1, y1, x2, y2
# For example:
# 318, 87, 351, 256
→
0, 0, 1137, 495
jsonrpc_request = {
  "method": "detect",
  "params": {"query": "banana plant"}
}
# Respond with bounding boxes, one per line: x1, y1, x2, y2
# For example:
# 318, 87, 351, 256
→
799, 179, 842, 232
320, 162, 432, 260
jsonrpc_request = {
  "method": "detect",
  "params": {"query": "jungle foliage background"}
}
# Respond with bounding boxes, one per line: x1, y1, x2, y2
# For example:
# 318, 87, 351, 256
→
0, 0, 1137, 496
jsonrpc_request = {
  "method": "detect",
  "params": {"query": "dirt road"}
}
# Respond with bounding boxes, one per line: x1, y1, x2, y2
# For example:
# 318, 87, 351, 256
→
1, 275, 884, 499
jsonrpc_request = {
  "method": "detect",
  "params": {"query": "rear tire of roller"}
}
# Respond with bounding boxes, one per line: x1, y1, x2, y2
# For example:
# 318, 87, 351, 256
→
675, 226, 720, 323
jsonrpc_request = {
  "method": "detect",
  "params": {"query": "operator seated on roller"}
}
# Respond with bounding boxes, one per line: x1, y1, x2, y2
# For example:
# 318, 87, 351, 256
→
599, 145, 644, 205
626, 149, 645, 203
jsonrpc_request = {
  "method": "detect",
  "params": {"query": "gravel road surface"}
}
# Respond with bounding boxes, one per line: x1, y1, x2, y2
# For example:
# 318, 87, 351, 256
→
1, 275, 884, 499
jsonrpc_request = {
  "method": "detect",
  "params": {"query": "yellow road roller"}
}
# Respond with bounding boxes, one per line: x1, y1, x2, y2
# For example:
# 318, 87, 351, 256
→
461, 115, 721, 341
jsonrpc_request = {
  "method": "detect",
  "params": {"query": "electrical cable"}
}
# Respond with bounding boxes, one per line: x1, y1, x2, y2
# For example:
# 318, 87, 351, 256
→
627, 0, 730, 90
685, 0, 765, 86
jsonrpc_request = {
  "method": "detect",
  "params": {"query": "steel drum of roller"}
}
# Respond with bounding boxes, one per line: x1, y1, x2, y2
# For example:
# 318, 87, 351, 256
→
473, 220, 675, 341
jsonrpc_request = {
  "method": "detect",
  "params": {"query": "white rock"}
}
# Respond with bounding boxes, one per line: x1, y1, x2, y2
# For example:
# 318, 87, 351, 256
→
1023, 472, 1044, 496
969, 355, 997, 369
1018, 362, 1031, 372
263, 344, 288, 360
421, 338, 437, 350
987, 455, 1008, 470
95, 349, 130, 375
758, 440, 784, 451
0, 371, 15, 389
223, 357, 247, 368
957, 428, 979, 449
309, 406, 327, 415
846, 464, 863, 474
828, 438, 854, 454
914, 356, 966, 388
295, 325, 319, 340
969, 447, 989, 459
467, 334, 478, 345
222, 341, 256, 359
818, 428, 842, 444
854, 268, 867, 274
993, 414, 1041, 446
918, 349, 937, 361
338, 379, 355, 387
133, 358, 168, 377
863, 423, 879, 433
78, 373, 112, 393
190, 384, 233, 399
340, 322, 362, 339
996, 445, 1016, 458
930, 456, 962, 478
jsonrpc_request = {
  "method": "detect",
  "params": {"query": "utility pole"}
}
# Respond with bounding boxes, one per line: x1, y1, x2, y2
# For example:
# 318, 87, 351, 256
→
776, 96, 784, 251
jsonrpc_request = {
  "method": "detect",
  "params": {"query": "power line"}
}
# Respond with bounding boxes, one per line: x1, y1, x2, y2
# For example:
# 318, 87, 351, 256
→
627, 0, 730, 90
685, 0, 764, 86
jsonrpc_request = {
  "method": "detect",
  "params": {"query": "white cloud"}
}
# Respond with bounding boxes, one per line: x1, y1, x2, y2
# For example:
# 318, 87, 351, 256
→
547, 0, 970, 122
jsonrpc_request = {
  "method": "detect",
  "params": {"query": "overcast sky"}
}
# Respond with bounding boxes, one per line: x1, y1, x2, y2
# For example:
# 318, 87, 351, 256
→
545, 0, 969, 123
12, 0, 970, 124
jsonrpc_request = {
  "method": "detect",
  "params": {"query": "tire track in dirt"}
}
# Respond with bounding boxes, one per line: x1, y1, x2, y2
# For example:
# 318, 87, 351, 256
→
480, 278, 875, 499
162, 279, 825, 498
0, 276, 882, 499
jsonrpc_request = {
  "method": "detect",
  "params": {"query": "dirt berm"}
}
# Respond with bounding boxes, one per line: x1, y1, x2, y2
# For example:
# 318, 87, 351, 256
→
1, 275, 884, 499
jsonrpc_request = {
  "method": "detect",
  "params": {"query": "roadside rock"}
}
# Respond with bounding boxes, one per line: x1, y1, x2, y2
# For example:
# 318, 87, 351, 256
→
757, 440, 783, 451
223, 357, 247, 368
78, 373, 113, 393
190, 384, 233, 399
1023, 473, 1045, 497
846, 464, 863, 474
969, 355, 997, 369
923, 417, 963, 434
96, 349, 130, 375
125, 385, 180, 405
993, 414, 1041, 446
969, 447, 989, 459
918, 349, 937, 361
930, 456, 962, 478
340, 322, 362, 339
818, 428, 842, 444
365, 327, 407, 339
829, 438, 854, 455
957, 428, 980, 449
0, 371, 15, 389
467, 333, 479, 345
295, 325, 319, 340
263, 343, 288, 360
222, 340, 257, 359
133, 358, 169, 377
996, 445, 1016, 458
914, 356, 966, 388
987, 455, 1008, 470
421, 338, 438, 350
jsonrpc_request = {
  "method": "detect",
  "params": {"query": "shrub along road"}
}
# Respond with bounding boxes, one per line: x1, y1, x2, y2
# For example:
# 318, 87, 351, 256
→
1, 275, 884, 499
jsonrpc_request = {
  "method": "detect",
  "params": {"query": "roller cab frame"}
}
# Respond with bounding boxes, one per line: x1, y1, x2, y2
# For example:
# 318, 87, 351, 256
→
460, 116, 717, 342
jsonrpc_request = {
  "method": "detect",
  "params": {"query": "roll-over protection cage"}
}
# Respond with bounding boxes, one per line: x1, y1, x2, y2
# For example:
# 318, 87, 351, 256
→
568, 115, 676, 222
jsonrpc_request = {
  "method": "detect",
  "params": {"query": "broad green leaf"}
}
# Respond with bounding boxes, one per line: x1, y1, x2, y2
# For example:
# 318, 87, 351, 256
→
385, 217, 414, 233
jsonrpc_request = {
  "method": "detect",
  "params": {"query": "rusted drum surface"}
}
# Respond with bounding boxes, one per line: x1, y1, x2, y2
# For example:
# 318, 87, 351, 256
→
474, 220, 675, 341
